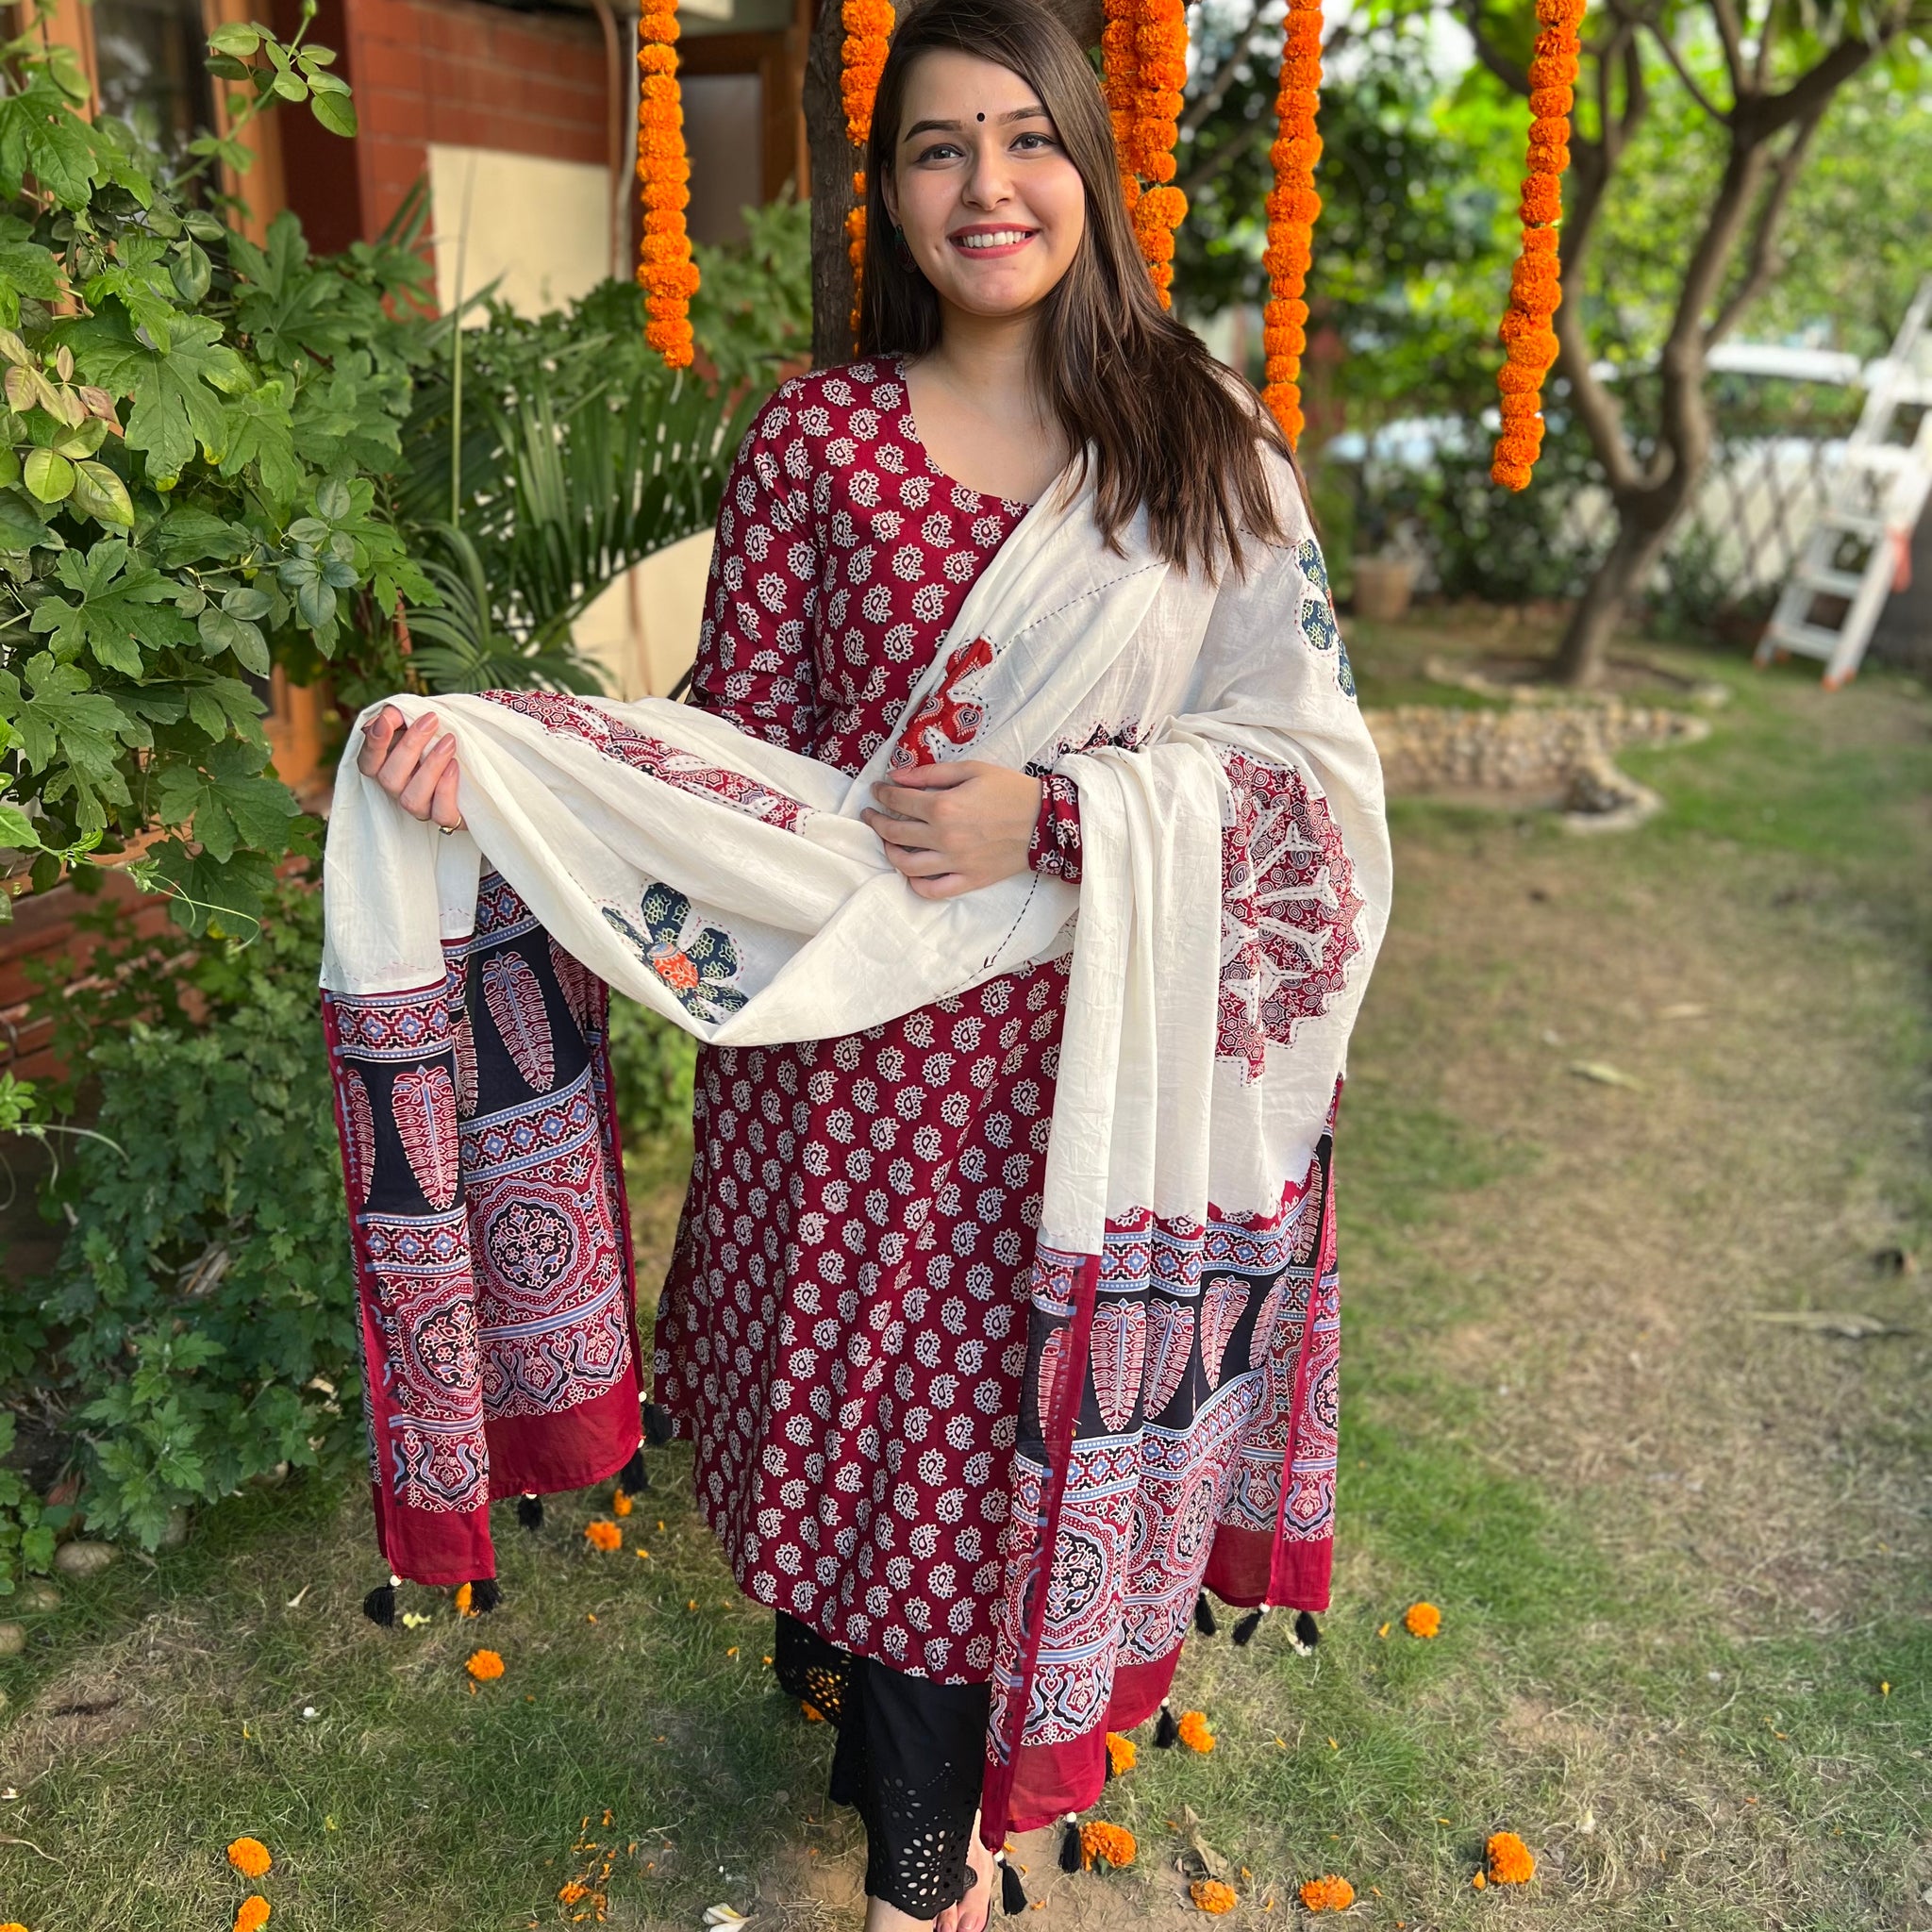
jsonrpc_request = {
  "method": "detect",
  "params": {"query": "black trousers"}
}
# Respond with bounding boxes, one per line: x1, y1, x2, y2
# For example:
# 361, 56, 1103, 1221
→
774, 1611, 991, 1920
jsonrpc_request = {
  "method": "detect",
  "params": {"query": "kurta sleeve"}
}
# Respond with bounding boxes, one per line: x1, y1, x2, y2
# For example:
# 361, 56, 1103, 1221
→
689, 394, 821, 754
1027, 773, 1083, 883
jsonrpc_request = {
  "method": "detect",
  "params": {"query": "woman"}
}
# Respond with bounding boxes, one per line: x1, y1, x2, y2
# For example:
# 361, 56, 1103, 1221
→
334, 2, 1389, 1927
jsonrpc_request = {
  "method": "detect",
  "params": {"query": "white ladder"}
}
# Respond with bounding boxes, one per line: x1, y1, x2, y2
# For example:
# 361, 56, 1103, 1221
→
1757, 277, 1932, 689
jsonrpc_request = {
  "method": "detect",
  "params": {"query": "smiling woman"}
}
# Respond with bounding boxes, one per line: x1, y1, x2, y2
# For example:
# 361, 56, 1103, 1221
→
334, 9, 1386, 1932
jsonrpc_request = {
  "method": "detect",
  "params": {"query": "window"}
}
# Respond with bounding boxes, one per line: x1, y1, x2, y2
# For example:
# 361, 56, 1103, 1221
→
91, 0, 216, 158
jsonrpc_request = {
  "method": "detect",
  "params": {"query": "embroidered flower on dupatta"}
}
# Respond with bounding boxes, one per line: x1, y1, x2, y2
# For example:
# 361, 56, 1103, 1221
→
603, 883, 750, 1024
1295, 537, 1355, 698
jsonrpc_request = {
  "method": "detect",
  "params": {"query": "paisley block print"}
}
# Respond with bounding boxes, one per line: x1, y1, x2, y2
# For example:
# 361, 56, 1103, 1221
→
391, 1065, 460, 1210
891, 633, 995, 769
603, 882, 750, 1024
1140, 1299, 1196, 1423
480, 948, 557, 1091
1216, 751, 1367, 1081
1198, 1278, 1252, 1390
322, 873, 641, 1579
483, 688, 811, 832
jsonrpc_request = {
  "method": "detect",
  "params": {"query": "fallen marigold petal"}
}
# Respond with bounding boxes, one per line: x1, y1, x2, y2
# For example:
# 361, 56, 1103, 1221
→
466, 1648, 506, 1681
1191, 1879, 1239, 1914
225, 1837, 273, 1879
1300, 1874, 1356, 1912
1404, 1601, 1442, 1638
234, 1900, 272, 1932
558, 1882, 590, 1904
1486, 1830, 1537, 1883
1176, 1709, 1217, 1753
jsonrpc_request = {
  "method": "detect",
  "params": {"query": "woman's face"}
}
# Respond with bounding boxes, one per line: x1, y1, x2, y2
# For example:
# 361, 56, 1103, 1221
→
884, 49, 1087, 324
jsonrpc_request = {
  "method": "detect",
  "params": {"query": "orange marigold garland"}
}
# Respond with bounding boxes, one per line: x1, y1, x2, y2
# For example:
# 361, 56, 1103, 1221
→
1101, 0, 1188, 304
637, 4, 698, 368
1491, 0, 1586, 489
842, 0, 895, 341
1260, 0, 1324, 446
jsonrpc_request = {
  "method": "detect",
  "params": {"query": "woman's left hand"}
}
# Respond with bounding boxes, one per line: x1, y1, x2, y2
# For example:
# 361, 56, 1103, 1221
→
862, 761, 1042, 900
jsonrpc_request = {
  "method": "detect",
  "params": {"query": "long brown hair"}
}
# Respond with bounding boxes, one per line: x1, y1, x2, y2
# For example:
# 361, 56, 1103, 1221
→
858, 0, 1296, 578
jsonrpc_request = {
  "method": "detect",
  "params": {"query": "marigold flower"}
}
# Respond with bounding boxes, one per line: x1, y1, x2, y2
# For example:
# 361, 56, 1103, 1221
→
585, 1519, 623, 1552
1491, 0, 1584, 488
225, 1838, 273, 1879
1176, 1709, 1216, 1753
1300, 1874, 1355, 1911
1106, 1731, 1138, 1775
234, 1901, 272, 1932
1404, 1601, 1442, 1638
1261, 0, 1324, 445
1486, 1831, 1536, 1883
1101, 0, 1191, 303
466, 1648, 506, 1681
612, 1490, 634, 1517
841, 0, 895, 343
1191, 1879, 1238, 1913
1080, 1821, 1138, 1870
635, 7, 696, 366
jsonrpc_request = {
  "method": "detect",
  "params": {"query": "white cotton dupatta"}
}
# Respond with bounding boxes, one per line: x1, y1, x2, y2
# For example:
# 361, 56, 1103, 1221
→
321, 450, 1391, 1841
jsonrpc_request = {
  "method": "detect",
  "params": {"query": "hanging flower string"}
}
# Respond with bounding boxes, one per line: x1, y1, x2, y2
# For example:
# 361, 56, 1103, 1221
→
637, 3, 698, 368
1126, 0, 1189, 304
1100, 0, 1142, 211
1260, 0, 1324, 446
842, 0, 895, 341
1491, 0, 1586, 489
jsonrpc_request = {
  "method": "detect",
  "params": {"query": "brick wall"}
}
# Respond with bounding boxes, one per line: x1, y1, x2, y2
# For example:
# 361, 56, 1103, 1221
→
278, 0, 612, 251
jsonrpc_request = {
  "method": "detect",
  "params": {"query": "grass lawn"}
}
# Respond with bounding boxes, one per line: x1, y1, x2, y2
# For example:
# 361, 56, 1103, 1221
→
2, 621, 1928, 1931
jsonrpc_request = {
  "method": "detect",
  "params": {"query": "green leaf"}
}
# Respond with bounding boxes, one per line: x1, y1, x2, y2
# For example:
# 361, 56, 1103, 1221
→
196, 603, 269, 675
0, 653, 140, 830
0, 488, 45, 550
0, 75, 102, 207
169, 240, 211, 307
152, 739, 298, 865
70, 459, 134, 528
177, 674, 265, 742
222, 585, 273, 622
0, 802, 42, 849
314, 476, 351, 521
155, 506, 250, 568
208, 21, 263, 54
0, 242, 61, 303
28, 539, 198, 675
58, 311, 247, 481
271, 72, 308, 103
216, 377, 301, 507
308, 91, 358, 140
22, 447, 74, 502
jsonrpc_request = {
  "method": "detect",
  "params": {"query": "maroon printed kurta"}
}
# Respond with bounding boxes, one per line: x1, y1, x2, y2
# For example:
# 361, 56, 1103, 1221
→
654, 362, 1074, 1682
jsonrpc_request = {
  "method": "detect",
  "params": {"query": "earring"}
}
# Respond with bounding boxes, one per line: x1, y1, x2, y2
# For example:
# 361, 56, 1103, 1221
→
891, 222, 915, 266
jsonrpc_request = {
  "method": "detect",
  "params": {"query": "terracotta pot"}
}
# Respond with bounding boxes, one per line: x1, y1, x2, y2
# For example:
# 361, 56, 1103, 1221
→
1353, 555, 1417, 623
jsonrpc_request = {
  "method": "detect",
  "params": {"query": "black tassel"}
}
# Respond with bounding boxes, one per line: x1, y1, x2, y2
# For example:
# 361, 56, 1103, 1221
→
362, 1574, 399, 1627
1193, 1591, 1219, 1637
517, 1492, 544, 1531
617, 1446, 649, 1494
642, 1401, 674, 1446
999, 1853, 1027, 1915
468, 1577, 502, 1615
1292, 1608, 1322, 1654
1059, 1819, 1083, 1873
1232, 1607, 1265, 1646
1155, 1702, 1179, 1748
1104, 1750, 1113, 1784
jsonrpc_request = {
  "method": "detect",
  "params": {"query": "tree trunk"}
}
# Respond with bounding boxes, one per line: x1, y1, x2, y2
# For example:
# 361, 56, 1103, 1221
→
1554, 495, 1680, 683
802, 0, 1105, 366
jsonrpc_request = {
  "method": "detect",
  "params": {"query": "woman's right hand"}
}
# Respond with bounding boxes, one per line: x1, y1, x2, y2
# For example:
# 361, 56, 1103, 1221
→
356, 704, 465, 831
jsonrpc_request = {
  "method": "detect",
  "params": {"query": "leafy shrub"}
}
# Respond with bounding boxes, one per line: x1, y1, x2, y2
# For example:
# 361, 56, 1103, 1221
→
5, 876, 358, 1557
0, 8, 435, 936
607, 995, 697, 1141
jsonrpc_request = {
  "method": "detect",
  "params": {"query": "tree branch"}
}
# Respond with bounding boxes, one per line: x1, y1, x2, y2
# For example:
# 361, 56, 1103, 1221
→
1705, 108, 1823, 344
1175, 112, 1268, 197
1456, 0, 1530, 97
1741, 13, 1899, 140
1181, 0, 1273, 139
1638, 12, 1730, 124
1552, 60, 1643, 497
1708, 0, 1748, 98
